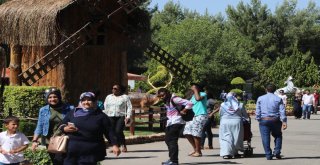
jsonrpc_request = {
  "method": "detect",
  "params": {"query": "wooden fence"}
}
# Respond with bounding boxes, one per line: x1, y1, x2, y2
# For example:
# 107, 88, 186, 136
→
128, 106, 166, 136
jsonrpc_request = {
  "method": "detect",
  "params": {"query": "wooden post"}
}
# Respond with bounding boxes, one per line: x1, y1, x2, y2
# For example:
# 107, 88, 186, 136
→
130, 110, 135, 136
148, 107, 153, 130
160, 107, 166, 131
9, 45, 22, 86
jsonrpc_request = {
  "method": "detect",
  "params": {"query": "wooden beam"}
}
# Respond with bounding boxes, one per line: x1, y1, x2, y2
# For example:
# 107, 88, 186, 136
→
9, 45, 22, 86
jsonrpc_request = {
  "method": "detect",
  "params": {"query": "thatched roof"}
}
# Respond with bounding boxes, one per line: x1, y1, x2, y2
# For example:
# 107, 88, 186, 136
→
0, 0, 75, 46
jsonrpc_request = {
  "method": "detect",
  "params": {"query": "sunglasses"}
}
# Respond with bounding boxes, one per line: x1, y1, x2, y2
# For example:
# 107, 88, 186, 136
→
45, 87, 59, 94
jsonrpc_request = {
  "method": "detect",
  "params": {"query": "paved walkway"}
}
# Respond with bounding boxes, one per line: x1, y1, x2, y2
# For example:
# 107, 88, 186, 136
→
102, 114, 320, 165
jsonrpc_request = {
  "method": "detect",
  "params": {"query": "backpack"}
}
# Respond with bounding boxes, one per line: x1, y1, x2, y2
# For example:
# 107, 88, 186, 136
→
171, 96, 195, 121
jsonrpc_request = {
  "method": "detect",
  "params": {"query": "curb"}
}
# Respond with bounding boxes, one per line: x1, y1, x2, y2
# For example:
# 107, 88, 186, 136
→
125, 133, 165, 145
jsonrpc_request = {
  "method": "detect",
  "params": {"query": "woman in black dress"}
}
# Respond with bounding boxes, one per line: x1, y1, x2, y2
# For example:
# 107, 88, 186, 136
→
293, 92, 302, 119
61, 92, 120, 165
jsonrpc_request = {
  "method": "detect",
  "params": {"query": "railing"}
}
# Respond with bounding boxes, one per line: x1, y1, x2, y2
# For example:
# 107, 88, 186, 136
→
128, 106, 166, 136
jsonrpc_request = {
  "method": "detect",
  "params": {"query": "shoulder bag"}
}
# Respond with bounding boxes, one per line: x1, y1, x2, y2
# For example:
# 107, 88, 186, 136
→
171, 96, 195, 121
47, 124, 69, 154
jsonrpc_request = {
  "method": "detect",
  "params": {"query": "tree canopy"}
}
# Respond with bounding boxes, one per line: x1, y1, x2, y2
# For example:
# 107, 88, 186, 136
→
135, 0, 320, 98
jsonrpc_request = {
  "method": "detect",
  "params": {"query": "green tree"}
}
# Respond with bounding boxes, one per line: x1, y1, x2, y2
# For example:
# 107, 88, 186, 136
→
258, 49, 320, 88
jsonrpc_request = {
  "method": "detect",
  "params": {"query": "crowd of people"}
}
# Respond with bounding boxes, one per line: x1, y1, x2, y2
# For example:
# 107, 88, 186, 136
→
3, 83, 316, 164
278, 89, 319, 119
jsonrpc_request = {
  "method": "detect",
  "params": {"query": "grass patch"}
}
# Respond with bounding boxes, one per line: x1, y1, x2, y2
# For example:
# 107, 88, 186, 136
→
124, 118, 164, 136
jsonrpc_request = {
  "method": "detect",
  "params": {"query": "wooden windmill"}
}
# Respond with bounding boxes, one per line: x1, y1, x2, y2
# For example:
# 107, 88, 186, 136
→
0, 0, 191, 103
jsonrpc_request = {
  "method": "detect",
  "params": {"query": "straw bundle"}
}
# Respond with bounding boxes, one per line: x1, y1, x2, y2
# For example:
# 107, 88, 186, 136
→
0, 0, 74, 46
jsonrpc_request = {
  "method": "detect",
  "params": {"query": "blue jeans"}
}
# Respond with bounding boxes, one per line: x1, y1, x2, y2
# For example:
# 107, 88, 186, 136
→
201, 118, 213, 147
259, 119, 283, 159
302, 104, 312, 119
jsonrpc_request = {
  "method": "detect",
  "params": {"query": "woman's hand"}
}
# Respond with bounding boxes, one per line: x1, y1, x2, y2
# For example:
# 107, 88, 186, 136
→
112, 145, 121, 156
31, 142, 38, 151
63, 125, 78, 133
124, 118, 131, 125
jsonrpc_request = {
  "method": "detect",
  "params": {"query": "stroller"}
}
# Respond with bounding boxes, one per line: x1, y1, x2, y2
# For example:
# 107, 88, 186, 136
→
243, 117, 253, 157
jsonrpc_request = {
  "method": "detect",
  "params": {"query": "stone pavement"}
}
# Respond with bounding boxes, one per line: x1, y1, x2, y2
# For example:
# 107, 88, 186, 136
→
102, 114, 320, 165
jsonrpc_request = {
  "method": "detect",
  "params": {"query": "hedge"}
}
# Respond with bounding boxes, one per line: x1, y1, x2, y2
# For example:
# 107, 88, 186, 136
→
2, 86, 48, 118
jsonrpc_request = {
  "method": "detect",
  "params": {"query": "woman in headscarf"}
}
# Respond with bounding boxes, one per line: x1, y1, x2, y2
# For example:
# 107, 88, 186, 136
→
31, 87, 74, 164
219, 92, 249, 159
61, 92, 120, 165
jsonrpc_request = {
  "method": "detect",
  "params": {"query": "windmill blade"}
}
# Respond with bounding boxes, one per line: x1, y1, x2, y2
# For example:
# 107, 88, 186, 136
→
144, 42, 191, 80
109, 21, 192, 80
19, 22, 96, 86
18, 0, 143, 85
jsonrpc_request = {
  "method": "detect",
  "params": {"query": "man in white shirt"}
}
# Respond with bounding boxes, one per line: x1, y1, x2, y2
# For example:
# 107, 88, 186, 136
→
302, 90, 315, 119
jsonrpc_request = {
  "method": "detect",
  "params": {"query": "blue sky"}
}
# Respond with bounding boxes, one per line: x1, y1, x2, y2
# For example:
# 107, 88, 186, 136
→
149, 0, 318, 16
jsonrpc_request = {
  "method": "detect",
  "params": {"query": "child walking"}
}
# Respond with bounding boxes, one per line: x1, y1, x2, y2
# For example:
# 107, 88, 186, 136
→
0, 116, 29, 165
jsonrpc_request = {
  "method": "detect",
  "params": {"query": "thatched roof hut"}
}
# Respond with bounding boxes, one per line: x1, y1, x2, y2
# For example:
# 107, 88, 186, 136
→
0, 0, 73, 46
0, 0, 151, 104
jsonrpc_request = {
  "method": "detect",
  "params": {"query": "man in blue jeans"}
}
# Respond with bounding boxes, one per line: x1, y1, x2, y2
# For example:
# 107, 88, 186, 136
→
256, 84, 287, 160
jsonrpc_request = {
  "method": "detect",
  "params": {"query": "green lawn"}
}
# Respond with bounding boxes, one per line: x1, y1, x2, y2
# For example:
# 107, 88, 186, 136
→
124, 118, 164, 136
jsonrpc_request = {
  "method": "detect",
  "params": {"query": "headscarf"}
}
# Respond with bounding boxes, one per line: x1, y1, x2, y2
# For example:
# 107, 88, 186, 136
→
44, 87, 62, 108
221, 92, 240, 115
75, 92, 97, 117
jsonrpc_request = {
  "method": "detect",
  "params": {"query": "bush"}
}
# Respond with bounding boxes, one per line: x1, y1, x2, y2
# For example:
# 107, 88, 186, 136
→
230, 88, 243, 96
2, 86, 48, 118
24, 148, 52, 165
19, 120, 37, 137
231, 77, 246, 85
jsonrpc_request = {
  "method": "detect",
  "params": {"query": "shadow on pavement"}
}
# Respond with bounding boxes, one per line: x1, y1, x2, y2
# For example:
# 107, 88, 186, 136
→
126, 149, 168, 153
181, 161, 240, 164
249, 153, 267, 158
106, 156, 156, 160
280, 156, 320, 160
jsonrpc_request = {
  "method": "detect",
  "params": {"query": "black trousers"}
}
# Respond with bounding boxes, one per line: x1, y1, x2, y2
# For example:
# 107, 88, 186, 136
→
109, 116, 126, 145
165, 124, 184, 163
48, 153, 64, 165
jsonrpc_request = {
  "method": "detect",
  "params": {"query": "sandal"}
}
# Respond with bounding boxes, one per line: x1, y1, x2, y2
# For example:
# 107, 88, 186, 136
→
188, 151, 196, 156
204, 146, 213, 150
122, 146, 127, 152
223, 155, 232, 159
191, 152, 202, 157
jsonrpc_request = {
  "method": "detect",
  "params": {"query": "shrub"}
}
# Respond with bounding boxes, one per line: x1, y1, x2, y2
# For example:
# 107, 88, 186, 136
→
230, 88, 243, 96
24, 148, 52, 165
19, 120, 37, 137
2, 86, 48, 118
231, 77, 246, 85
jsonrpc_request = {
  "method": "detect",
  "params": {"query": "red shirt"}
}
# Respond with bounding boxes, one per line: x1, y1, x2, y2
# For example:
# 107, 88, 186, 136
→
314, 93, 319, 104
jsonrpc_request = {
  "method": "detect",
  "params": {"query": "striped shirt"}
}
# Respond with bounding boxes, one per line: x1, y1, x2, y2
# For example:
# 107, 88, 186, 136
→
165, 94, 193, 126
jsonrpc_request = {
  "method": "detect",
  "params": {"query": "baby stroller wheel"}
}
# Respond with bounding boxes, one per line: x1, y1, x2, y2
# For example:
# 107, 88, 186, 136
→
244, 148, 253, 157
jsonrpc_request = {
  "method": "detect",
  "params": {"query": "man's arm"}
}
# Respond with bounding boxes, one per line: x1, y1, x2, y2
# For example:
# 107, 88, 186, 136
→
255, 97, 261, 121
279, 99, 287, 123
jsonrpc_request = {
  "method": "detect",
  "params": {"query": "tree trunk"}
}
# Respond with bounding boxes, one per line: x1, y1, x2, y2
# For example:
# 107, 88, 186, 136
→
9, 45, 22, 86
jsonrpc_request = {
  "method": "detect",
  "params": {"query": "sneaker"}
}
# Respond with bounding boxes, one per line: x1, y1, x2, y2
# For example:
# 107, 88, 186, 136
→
162, 161, 178, 165
162, 160, 171, 164
274, 154, 282, 159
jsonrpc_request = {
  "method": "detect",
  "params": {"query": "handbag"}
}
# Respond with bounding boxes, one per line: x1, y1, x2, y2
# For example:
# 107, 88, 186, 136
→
171, 96, 195, 121
47, 125, 69, 154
